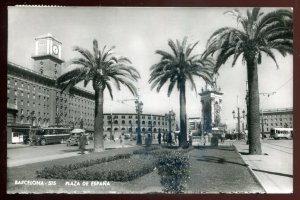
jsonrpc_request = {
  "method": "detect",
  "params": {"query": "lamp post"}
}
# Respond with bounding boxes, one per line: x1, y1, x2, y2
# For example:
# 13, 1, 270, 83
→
232, 108, 245, 140
135, 99, 143, 145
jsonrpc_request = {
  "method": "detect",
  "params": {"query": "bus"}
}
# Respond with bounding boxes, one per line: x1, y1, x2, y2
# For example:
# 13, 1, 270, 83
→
31, 127, 71, 145
270, 128, 293, 140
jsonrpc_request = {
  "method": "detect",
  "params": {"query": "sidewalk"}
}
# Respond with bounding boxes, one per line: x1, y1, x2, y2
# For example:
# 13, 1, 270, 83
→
233, 140, 293, 193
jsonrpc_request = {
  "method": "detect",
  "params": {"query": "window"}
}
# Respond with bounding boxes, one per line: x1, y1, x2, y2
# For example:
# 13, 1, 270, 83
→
129, 115, 132, 119
114, 120, 118, 124
21, 100, 23, 105
148, 116, 151, 119
15, 80, 17, 86
142, 121, 145, 124
14, 90, 18, 96
33, 94, 35, 99
142, 116, 145, 119
122, 115, 125, 119
122, 120, 125, 124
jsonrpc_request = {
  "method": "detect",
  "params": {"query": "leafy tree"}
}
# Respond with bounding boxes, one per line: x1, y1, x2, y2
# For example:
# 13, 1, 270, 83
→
149, 37, 215, 147
57, 40, 140, 152
203, 8, 293, 154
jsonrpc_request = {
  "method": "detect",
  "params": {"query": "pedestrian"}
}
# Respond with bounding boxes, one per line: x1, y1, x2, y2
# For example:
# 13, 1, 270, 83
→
119, 133, 124, 148
167, 132, 172, 146
204, 134, 208, 146
221, 132, 225, 143
158, 132, 162, 144
79, 132, 87, 154
189, 133, 193, 147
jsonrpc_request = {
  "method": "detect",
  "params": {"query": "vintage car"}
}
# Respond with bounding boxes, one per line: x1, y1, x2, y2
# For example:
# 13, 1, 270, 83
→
66, 129, 89, 146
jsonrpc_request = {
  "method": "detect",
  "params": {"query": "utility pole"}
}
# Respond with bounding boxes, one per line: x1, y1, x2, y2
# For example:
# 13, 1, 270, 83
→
232, 96, 245, 140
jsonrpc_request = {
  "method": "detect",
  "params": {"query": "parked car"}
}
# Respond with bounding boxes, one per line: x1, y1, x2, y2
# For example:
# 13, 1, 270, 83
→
66, 129, 89, 146
124, 133, 131, 140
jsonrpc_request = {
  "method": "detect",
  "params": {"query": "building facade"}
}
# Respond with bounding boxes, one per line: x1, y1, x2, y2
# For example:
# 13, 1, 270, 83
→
7, 34, 95, 143
102, 112, 176, 135
260, 108, 293, 133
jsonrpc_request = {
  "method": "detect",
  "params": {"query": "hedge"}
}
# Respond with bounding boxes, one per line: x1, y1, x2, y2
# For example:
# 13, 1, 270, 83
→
36, 153, 131, 179
67, 156, 156, 181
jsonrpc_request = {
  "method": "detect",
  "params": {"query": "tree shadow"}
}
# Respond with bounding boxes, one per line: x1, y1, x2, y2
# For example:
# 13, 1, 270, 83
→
61, 149, 80, 153
252, 168, 293, 178
193, 146, 235, 152
196, 156, 248, 167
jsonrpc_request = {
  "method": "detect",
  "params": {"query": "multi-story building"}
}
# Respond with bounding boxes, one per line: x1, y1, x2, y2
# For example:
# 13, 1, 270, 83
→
102, 113, 176, 135
260, 108, 293, 134
7, 34, 95, 143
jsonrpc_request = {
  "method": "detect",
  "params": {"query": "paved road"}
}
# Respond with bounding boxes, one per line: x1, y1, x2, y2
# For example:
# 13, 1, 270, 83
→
234, 139, 293, 193
7, 139, 136, 167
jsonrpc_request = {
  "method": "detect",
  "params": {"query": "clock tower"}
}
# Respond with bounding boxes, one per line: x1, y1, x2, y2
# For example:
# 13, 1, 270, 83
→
32, 33, 64, 78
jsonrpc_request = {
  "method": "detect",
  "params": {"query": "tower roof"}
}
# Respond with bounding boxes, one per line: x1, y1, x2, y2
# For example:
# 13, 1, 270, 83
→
35, 33, 61, 44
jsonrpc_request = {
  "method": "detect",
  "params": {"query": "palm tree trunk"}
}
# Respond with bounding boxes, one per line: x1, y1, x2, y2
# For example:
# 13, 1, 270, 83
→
247, 58, 262, 155
179, 82, 188, 147
94, 88, 104, 152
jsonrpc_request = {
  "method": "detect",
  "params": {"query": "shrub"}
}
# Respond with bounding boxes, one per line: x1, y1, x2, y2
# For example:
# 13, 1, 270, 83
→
156, 151, 190, 194
36, 153, 131, 179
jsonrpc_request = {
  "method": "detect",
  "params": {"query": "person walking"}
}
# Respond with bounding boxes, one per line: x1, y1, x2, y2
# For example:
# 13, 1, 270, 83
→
158, 132, 162, 144
221, 132, 226, 143
167, 132, 172, 146
119, 133, 124, 148
163, 132, 166, 144
189, 133, 193, 147
79, 132, 87, 154
203, 133, 208, 146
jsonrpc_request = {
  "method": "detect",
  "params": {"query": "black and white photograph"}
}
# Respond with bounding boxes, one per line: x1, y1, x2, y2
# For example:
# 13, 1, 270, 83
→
6, 6, 293, 194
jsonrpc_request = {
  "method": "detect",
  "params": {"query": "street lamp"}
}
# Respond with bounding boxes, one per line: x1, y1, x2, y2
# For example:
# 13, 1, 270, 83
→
232, 108, 245, 140
135, 99, 143, 145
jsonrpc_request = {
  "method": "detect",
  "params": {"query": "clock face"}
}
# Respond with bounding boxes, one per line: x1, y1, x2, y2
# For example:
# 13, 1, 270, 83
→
53, 45, 59, 55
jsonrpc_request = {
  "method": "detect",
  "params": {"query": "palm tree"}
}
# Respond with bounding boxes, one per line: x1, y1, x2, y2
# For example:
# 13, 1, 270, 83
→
57, 40, 140, 152
203, 8, 293, 154
149, 37, 215, 147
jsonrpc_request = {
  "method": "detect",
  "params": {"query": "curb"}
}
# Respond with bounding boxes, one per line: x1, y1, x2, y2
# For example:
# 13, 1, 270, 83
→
233, 144, 267, 193
7, 144, 31, 149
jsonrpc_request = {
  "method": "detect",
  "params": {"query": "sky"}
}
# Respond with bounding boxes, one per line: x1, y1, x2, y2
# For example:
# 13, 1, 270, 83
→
7, 7, 293, 129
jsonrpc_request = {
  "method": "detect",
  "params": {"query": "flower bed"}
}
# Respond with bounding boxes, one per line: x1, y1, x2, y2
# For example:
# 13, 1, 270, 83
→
67, 156, 156, 182
36, 153, 131, 179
